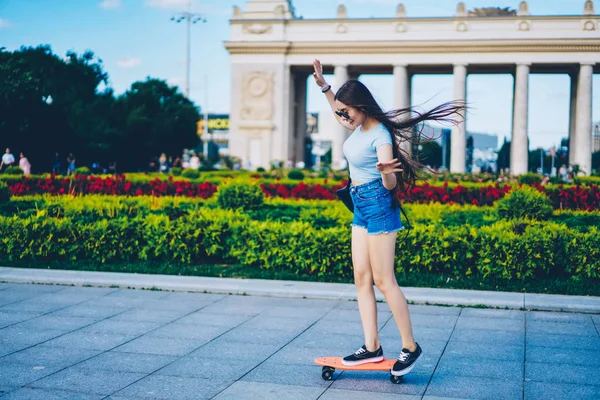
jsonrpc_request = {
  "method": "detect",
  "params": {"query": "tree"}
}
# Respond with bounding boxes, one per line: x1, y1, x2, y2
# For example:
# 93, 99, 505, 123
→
497, 138, 510, 172
115, 78, 200, 171
417, 141, 442, 168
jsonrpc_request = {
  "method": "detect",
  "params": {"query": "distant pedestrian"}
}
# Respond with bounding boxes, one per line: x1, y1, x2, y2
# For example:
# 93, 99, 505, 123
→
19, 152, 31, 175
1, 148, 15, 171
52, 152, 61, 174
66, 153, 76, 175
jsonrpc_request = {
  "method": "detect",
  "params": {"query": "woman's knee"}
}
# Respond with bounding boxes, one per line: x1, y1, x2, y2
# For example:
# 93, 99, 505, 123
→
353, 267, 373, 289
373, 275, 398, 294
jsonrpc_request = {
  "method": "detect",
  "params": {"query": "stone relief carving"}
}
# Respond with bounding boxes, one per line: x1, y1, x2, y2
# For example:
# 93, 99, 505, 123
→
336, 23, 348, 33
456, 21, 468, 32
396, 22, 407, 32
583, 20, 595, 31
518, 20, 530, 31
232, 5, 242, 19
240, 72, 273, 121
242, 23, 273, 34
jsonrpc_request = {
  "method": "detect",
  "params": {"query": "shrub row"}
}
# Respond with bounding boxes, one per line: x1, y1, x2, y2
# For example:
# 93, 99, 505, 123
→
1, 210, 597, 281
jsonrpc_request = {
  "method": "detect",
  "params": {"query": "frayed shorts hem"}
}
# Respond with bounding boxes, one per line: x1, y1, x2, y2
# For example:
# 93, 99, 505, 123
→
350, 224, 404, 236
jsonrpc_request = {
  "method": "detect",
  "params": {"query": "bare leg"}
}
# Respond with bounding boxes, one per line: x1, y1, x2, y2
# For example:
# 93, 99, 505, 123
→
351, 226, 379, 352
368, 231, 416, 351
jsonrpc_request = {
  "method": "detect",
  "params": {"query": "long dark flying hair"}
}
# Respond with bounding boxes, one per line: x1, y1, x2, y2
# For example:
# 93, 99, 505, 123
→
335, 79, 466, 201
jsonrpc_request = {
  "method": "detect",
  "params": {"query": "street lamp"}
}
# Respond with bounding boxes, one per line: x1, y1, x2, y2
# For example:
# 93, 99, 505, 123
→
170, 2, 206, 98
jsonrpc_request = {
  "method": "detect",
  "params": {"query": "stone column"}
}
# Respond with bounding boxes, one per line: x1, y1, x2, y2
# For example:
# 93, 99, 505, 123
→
510, 63, 530, 175
394, 64, 412, 155
574, 63, 594, 175
293, 72, 308, 165
450, 64, 467, 173
333, 64, 349, 170
569, 71, 578, 164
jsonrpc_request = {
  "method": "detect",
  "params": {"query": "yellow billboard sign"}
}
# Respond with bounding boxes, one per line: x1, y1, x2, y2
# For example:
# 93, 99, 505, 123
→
197, 116, 229, 135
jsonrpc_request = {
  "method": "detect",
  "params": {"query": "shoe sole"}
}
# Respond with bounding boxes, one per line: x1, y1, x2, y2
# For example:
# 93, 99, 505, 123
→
341, 355, 384, 367
390, 353, 422, 376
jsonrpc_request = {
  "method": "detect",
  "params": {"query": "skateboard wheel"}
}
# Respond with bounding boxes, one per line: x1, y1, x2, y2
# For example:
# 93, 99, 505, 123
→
390, 374, 403, 384
321, 366, 334, 381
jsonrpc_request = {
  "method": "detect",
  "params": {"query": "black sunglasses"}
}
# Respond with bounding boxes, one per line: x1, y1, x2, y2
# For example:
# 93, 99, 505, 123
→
335, 110, 351, 119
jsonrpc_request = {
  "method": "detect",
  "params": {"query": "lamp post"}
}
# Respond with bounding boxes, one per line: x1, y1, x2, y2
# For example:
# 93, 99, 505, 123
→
170, 2, 206, 98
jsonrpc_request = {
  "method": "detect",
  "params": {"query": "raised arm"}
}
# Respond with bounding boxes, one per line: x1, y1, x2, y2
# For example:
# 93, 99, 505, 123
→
312, 59, 354, 130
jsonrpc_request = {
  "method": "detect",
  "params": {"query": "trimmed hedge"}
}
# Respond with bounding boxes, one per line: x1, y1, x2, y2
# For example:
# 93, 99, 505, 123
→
1, 204, 598, 282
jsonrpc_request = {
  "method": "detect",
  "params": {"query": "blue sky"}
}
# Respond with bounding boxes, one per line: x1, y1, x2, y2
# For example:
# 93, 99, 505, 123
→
1, 0, 598, 149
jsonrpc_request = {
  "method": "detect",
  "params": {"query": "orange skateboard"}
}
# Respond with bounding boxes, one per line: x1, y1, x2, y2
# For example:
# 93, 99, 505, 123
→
314, 357, 403, 384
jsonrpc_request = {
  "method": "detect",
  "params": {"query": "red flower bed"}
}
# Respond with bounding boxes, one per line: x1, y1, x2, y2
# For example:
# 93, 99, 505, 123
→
5, 174, 599, 210
7, 174, 217, 198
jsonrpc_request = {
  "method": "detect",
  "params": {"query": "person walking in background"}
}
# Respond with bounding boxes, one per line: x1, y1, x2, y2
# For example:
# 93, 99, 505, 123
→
66, 153, 76, 175
159, 153, 168, 173
1, 148, 15, 171
189, 152, 201, 170
19, 152, 31, 175
52, 152, 61, 174
312, 58, 466, 378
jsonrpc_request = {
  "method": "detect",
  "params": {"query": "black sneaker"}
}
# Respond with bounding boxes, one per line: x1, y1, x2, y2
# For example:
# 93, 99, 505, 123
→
342, 345, 384, 366
391, 342, 422, 376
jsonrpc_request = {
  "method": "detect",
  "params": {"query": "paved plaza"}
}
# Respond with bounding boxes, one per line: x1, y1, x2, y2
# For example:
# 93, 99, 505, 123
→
0, 281, 599, 400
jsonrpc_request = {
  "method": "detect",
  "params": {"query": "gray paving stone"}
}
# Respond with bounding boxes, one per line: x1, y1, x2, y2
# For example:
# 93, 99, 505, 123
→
52, 286, 116, 297
455, 316, 524, 332
213, 381, 324, 400
289, 331, 364, 353
306, 319, 379, 336
49, 305, 127, 319
527, 311, 593, 324
112, 374, 232, 399
77, 319, 162, 336
1, 345, 101, 369
43, 331, 136, 351
330, 371, 430, 396
336, 300, 390, 313
159, 291, 225, 303
11, 315, 97, 331
241, 361, 332, 388
0, 311, 37, 329
0, 386, 18, 396
28, 366, 146, 396
239, 316, 316, 332
425, 374, 522, 399
104, 288, 170, 299
108, 308, 189, 323
0, 361, 60, 386
0, 300, 73, 314
409, 314, 458, 329
526, 345, 600, 366
408, 305, 462, 316
0, 387, 103, 399
320, 388, 421, 400
526, 332, 600, 350
322, 309, 392, 324
187, 338, 281, 360
218, 326, 300, 346
260, 306, 330, 320
0, 327, 68, 353
527, 320, 598, 336
524, 381, 600, 400
76, 351, 178, 373
436, 355, 523, 381
113, 335, 207, 356
450, 327, 524, 346
459, 308, 525, 320
79, 296, 146, 309
379, 323, 454, 343
156, 355, 258, 380
526, 361, 600, 385
198, 302, 267, 316
444, 340, 524, 361
175, 311, 252, 327
144, 322, 229, 341
132, 298, 209, 312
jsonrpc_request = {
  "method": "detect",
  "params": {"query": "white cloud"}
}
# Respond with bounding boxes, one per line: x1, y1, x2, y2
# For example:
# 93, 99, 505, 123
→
99, 0, 121, 9
145, 0, 191, 10
117, 57, 142, 68
0, 18, 12, 29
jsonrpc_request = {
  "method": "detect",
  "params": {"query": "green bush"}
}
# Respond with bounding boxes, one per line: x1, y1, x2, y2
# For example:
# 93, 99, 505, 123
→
0, 182, 10, 204
74, 167, 91, 175
496, 185, 553, 221
257, 167, 266, 173
217, 181, 264, 211
574, 176, 600, 186
170, 167, 182, 176
3, 166, 23, 175
518, 173, 542, 185
182, 168, 200, 179
288, 169, 305, 180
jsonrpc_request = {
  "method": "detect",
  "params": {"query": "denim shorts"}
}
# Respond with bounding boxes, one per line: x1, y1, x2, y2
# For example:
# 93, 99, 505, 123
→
350, 177, 403, 235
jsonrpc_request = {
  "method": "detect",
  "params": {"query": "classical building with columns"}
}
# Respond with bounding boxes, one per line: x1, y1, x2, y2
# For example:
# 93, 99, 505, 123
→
225, 0, 599, 174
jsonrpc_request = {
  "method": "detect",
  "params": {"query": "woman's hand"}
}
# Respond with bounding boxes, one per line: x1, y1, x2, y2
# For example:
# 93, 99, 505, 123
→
376, 158, 403, 175
312, 59, 327, 88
